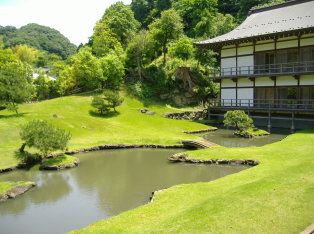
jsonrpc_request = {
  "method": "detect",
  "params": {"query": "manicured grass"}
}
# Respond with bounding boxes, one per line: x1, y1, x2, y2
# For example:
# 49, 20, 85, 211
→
0, 181, 33, 194
42, 155, 77, 166
71, 130, 314, 233
0, 92, 209, 170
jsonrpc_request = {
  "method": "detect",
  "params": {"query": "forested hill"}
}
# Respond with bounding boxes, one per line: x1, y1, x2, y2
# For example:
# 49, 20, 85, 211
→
0, 23, 77, 59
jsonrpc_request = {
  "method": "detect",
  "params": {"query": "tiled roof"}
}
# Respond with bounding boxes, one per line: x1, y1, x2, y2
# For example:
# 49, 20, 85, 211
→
195, 0, 314, 48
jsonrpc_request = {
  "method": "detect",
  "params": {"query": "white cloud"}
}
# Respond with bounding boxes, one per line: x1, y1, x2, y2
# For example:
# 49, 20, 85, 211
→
0, 0, 132, 45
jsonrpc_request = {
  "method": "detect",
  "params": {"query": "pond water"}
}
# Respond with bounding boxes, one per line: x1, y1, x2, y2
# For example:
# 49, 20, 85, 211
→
202, 128, 289, 147
0, 149, 247, 234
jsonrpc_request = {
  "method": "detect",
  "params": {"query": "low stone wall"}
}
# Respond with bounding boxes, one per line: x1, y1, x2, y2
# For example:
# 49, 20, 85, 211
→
0, 182, 36, 202
163, 109, 208, 121
168, 153, 258, 166
0, 166, 17, 173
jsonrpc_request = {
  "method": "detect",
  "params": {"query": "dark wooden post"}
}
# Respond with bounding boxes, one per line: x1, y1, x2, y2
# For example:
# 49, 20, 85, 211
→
291, 112, 295, 133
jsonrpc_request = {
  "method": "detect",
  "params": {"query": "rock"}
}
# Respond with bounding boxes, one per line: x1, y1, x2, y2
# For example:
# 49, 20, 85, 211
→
160, 94, 170, 100
81, 126, 86, 129
217, 159, 229, 164
40, 158, 80, 170
52, 114, 58, 118
1, 183, 36, 202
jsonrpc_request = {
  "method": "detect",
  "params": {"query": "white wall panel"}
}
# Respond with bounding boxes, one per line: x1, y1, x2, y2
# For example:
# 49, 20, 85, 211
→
255, 43, 274, 52
238, 56, 254, 75
221, 79, 236, 88
221, 48, 236, 57
277, 40, 298, 49
300, 38, 314, 47
255, 77, 274, 87
300, 75, 314, 85
221, 58, 236, 76
238, 88, 254, 107
221, 88, 236, 106
276, 76, 297, 86
238, 46, 253, 55
238, 78, 253, 87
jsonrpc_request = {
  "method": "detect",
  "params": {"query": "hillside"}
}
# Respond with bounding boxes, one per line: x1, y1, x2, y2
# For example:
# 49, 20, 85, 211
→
0, 23, 77, 59
0, 92, 211, 170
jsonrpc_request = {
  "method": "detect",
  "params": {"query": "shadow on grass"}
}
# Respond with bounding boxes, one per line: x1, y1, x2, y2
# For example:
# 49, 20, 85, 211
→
0, 113, 28, 119
89, 110, 120, 118
14, 151, 42, 169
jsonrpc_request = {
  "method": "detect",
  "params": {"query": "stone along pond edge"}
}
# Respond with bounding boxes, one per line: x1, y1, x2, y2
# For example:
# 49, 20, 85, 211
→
0, 182, 36, 202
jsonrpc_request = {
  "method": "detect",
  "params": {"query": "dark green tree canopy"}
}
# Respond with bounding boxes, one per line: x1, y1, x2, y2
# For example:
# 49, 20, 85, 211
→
0, 24, 77, 59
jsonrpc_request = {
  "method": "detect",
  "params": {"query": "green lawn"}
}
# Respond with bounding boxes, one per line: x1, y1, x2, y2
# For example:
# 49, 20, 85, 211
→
0, 181, 33, 195
0, 92, 211, 170
42, 155, 78, 166
71, 130, 314, 233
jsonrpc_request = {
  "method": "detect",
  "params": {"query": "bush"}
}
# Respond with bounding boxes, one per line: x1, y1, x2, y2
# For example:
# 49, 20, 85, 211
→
91, 90, 124, 114
223, 110, 253, 131
20, 120, 71, 158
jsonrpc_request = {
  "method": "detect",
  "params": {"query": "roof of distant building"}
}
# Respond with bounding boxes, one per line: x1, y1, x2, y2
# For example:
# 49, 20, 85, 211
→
195, 0, 314, 49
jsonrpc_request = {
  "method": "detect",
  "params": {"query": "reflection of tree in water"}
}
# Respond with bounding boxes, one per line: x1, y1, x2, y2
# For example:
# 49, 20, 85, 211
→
71, 149, 245, 217
0, 172, 71, 215
29, 173, 72, 205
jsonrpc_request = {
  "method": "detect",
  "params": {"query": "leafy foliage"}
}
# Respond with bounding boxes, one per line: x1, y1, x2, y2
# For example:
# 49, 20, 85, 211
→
223, 110, 254, 131
0, 49, 35, 113
92, 2, 140, 53
20, 120, 71, 157
148, 9, 183, 64
0, 24, 77, 59
100, 53, 125, 89
91, 90, 124, 114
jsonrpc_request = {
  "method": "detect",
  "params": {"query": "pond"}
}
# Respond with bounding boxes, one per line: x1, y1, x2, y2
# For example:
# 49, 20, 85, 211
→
0, 149, 248, 234
202, 128, 289, 147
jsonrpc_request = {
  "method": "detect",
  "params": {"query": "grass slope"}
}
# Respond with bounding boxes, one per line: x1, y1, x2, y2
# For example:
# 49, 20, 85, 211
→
0, 93, 210, 170
71, 130, 314, 233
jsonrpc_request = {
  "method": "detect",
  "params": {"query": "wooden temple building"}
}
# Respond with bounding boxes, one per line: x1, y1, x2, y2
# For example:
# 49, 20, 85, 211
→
195, 0, 314, 129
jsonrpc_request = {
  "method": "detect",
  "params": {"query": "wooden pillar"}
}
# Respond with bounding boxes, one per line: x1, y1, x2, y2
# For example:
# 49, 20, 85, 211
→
207, 106, 211, 121
291, 112, 295, 132
267, 110, 272, 130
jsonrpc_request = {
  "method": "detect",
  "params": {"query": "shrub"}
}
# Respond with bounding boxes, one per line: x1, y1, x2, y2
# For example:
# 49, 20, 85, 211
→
223, 110, 253, 131
20, 120, 71, 158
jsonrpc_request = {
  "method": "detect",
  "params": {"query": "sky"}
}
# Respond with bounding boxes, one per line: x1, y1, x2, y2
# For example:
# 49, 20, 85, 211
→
0, 0, 131, 45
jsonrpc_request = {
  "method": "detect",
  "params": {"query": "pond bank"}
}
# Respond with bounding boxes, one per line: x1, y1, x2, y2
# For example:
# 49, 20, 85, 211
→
0, 182, 35, 202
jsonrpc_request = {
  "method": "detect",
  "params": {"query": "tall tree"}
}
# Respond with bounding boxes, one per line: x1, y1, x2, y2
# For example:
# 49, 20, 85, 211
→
173, 0, 218, 37
94, 2, 140, 48
12, 44, 39, 65
0, 49, 35, 113
149, 9, 183, 64
71, 47, 104, 91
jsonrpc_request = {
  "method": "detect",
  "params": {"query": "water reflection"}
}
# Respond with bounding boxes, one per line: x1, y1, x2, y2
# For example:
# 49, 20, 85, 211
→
202, 128, 288, 147
0, 149, 247, 234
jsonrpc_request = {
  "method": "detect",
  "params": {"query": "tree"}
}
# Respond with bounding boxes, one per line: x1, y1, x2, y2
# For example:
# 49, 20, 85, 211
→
173, 0, 218, 37
91, 90, 124, 114
149, 9, 183, 64
92, 22, 122, 57
93, 2, 140, 49
71, 47, 104, 91
91, 95, 110, 115
169, 37, 194, 60
223, 110, 253, 131
19, 120, 71, 157
12, 44, 39, 65
103, 90, 124, 112
100, 53, 125, 89
126, 30, 152, 80
0, 51, 35, 114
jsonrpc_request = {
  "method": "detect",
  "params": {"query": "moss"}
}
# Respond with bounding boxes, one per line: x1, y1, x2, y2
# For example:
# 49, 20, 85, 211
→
0, 181, 33, 195
42, 155, 77, 166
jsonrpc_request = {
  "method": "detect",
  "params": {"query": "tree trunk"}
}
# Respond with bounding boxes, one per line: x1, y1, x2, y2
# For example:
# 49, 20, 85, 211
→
20, 143, 26, 153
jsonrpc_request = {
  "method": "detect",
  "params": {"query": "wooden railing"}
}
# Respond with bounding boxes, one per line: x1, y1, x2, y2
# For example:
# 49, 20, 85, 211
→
208, 61, 314, 78
208, 99, 314, 111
